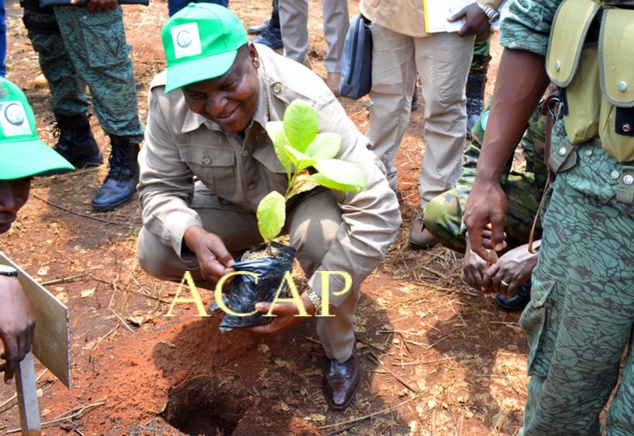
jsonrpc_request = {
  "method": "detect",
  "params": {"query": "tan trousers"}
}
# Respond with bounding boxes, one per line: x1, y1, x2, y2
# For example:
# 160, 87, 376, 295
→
367, 24, 474, 208
137, 186, 358, 363
277, 0, 349, 73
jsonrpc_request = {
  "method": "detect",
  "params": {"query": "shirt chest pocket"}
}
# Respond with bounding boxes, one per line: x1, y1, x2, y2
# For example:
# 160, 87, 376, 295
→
252, 142, 289, 193
180, 145, 237, 197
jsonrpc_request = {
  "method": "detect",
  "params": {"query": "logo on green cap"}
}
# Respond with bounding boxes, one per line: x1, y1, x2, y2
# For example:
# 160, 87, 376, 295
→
5, 103, 25, 126
1, 101, 31, 136
172, 22, 202, 59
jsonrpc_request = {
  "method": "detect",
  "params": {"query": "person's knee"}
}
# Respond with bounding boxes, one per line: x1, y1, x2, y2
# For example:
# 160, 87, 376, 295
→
136, 233, 162, 278
424, 193, 467, 251
289, 191, 341, 275
137, 227, 185, 281
423, 196, 454, 236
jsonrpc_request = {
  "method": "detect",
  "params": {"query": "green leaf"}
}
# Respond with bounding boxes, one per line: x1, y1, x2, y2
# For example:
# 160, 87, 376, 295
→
305, 133, 341, 160
257, 191, 286, 242
283, 100, 319, 153
285, 146, 317, 173
311, 160, 366, 192
265, 121, 292, 177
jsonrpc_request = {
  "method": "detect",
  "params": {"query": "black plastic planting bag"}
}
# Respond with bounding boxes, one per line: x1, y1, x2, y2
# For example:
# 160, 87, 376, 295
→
217, 242, 296, 332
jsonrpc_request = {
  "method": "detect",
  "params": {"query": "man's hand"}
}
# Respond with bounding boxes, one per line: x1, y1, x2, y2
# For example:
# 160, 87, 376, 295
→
75, 0, 118, 12
463, 228, 505, 291
0, 277, 35, 383
463, 237, 487, 291
448, 3, 491, 37
464, 179, 508, 263
183, 226, 235, 284
482, 242, 539, 296
246, 293, 315, 336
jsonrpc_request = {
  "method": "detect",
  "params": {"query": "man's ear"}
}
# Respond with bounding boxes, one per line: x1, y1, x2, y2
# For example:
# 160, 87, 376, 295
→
248, 42, 260, 69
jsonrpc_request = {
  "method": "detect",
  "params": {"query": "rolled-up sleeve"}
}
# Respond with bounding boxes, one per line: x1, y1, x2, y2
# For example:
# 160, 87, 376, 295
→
307, 97, 402, 307
500, 0, 560, 56
137, 87, 202, 259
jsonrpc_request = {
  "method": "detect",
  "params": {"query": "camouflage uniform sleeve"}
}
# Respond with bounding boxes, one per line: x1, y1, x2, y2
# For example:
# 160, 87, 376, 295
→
499, 0, 562, 56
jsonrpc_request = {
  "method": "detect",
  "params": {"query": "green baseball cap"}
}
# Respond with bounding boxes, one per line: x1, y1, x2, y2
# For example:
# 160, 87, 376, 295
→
0, 77, 73, 180
162, 3, 249, 93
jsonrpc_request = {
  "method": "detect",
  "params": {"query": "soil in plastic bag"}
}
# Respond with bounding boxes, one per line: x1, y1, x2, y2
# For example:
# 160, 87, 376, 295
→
216, 241, 296, 332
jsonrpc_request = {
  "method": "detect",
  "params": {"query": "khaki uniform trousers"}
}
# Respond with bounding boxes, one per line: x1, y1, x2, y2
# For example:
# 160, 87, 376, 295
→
137, 186, 359, 363
367, 24, 474, 208
277, 0, 348, 73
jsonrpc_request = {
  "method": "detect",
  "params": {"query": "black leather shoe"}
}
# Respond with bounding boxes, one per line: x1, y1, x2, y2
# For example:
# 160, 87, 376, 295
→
253, 27, 283, 50
495, 281, 531, 312
322, 356, 361, 410
248, 19, 270, 35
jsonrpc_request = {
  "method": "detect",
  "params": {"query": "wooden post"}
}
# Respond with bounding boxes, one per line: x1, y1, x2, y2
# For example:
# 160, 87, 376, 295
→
14, 351, 41, 435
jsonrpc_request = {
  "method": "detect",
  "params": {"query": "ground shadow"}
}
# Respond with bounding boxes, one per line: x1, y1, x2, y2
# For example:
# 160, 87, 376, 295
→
425, 280, 528, 434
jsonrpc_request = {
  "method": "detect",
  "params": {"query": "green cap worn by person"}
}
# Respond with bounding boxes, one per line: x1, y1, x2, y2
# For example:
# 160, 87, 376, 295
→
0, 76, 72, 383
162, 2, 248, 93
0, 77, 74, 179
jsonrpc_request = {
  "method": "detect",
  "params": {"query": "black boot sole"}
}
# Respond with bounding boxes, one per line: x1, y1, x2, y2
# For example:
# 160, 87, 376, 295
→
91, 191, 135, 212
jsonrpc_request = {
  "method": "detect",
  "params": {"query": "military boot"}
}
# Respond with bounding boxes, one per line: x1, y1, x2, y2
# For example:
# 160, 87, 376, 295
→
466, 73, 487, 136
91, 135, 139, 212
53, 113, 103, 169
253, 0, 283, 50
248, 0, 276, 34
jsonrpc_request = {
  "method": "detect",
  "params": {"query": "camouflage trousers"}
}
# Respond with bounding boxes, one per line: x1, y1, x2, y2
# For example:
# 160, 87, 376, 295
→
423, 171, 543, 252
24, 5, 144, 142
519, 143, 634, 435
470, 32, 491, 75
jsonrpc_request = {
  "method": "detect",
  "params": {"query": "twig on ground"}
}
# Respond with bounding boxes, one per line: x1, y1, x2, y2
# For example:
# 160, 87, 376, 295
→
0, 369, 49, 409
99, 325, 120, 342
6, 400, 105, 433
31, 193, 134, 226
366, 353, 418, 394
425, 333, 453, 350
378, 329, 421, 336
356, 337, 395, 356
108, 308, 135, 333
40, 266, 103, 286
318, 396, 417, 430
392, 356, 453, 367
125, 276, 174, 304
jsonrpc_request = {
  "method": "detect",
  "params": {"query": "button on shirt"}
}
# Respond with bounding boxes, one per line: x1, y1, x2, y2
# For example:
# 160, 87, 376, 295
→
138, 45, 401, 306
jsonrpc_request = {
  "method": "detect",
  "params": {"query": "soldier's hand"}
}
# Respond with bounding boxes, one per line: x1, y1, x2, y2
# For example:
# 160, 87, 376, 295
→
464, 179, 508, 263
482, 242, 539, 296
463, 239, 487, 292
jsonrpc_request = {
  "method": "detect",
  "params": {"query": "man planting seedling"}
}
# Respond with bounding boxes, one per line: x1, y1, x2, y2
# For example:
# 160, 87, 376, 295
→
136, 4, 400, 410
215, 99, 367, 332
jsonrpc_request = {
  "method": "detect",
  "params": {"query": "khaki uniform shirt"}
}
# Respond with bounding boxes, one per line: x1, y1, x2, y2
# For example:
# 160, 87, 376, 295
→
138, 45, 401, 305
361, 0, 504, 38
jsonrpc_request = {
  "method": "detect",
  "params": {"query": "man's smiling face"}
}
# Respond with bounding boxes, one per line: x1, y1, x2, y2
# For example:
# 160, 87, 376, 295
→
182, 43, 260, 133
